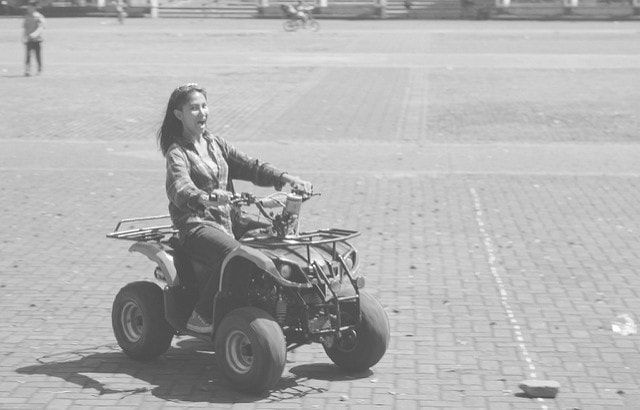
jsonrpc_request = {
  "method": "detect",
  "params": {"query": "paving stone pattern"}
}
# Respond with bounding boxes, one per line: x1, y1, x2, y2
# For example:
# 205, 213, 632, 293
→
0, 18, 639, 409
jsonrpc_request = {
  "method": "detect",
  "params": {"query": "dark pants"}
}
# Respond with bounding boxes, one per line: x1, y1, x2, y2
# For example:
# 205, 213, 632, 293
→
183, 225, 239, 320
25, 41, 42, 72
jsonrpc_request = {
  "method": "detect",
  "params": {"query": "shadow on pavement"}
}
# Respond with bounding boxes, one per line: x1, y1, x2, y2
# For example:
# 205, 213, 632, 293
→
15, 338, 363, 404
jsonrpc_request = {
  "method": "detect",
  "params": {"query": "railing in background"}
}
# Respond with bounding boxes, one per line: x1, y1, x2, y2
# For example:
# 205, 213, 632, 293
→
4, 0, 639, 18
157, 6, 256, 17
492, 0, 639, 19
157, 0, 640, 19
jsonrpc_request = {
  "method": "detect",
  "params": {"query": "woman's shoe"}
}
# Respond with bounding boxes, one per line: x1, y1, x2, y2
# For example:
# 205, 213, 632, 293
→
186, 311, 213, 333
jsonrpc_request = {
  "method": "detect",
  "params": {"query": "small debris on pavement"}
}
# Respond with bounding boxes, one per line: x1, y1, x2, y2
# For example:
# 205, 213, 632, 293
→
611, 314, 637, 336
518, 379, 560, 398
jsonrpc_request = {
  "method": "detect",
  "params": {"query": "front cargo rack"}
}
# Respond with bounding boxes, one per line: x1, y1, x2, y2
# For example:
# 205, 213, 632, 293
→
240, 228, 360, 248
106, 215, 176, 242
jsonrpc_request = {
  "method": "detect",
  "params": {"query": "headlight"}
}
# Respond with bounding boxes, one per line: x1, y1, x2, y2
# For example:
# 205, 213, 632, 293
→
279, 263, 294, 280
344, 255, 354, 270
341, 251, 357, 273
276, 261, 306, 282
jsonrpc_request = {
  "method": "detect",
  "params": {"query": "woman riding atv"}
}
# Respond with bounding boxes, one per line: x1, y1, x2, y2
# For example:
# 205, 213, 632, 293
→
157, 83, 312, 334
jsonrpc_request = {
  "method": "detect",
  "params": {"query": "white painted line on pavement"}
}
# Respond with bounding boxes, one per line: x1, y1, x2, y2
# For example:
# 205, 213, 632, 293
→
469, 187, 548, 410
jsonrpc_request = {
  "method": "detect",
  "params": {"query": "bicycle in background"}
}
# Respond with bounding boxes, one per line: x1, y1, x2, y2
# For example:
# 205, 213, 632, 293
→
281, 3, 320, 32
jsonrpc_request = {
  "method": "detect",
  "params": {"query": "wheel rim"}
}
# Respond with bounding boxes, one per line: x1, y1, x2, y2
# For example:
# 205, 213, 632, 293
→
335, 312, 358, 352
120, 300, 144, 343
225, 330, 253, 374
337, 329, 358, 352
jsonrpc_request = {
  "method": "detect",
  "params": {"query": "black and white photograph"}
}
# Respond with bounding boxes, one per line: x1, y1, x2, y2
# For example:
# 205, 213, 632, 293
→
1, 1, 639, 408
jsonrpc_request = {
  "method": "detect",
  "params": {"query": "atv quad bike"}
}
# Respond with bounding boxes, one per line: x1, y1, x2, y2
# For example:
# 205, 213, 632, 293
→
107, 189, 390, 394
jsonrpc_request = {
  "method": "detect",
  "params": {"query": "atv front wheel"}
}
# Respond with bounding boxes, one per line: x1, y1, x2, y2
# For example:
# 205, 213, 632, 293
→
112, 281, 174, 361
215, 307, 286, 394
324, 290, 390, 372
308, 20, 320, 32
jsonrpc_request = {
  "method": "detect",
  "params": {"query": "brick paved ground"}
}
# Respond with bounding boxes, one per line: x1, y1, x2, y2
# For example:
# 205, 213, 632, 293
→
1, 18, 640, 409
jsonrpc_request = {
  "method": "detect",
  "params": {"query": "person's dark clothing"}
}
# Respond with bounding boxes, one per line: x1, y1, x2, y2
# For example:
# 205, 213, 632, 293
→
25, 40, 42, 72
183, 225, 239, 319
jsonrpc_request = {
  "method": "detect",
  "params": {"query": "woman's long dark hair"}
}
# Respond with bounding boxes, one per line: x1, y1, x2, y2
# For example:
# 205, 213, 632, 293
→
157, 83, 207, 156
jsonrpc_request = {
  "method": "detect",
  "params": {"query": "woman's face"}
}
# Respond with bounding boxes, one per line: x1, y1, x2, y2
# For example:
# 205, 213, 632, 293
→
174, 91, 208, 139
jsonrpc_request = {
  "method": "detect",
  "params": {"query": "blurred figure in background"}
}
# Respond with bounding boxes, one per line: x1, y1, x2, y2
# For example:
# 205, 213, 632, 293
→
294, 0, 310, 25
114, 0, 127, 23
281, 1, 309, 25
23, 0, 45, 76
404, 0, 412, 18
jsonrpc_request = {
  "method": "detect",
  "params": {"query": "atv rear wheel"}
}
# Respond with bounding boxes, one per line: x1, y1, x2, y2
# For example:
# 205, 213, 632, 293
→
324, 290, 390, 372
112, 281, 174, 361
283, 20, 298, 32
215, 307, 286, 394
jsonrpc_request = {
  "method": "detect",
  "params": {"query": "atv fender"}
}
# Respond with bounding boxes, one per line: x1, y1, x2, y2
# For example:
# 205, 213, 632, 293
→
219, 244, 314, 291
129, 242, 178, 287
218, 244, 279, 292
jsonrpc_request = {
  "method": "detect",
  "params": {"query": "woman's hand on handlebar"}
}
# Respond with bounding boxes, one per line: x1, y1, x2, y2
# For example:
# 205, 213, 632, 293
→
210, 189, 232, 205
197, 189, 233, 217
281, 173, 312, 193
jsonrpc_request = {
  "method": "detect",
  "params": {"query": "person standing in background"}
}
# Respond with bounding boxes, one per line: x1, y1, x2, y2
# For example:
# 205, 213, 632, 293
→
114, 0, 127, 24
23, 0, 45, 76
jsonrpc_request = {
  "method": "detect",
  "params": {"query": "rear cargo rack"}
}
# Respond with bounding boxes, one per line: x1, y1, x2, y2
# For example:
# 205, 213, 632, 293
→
107, 216, 359, 249
106, 215, 177, 242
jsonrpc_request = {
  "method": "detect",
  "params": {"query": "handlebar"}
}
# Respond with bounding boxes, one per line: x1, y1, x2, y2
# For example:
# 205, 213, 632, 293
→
231, 189, 317, 206
230, 190, 319, 221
